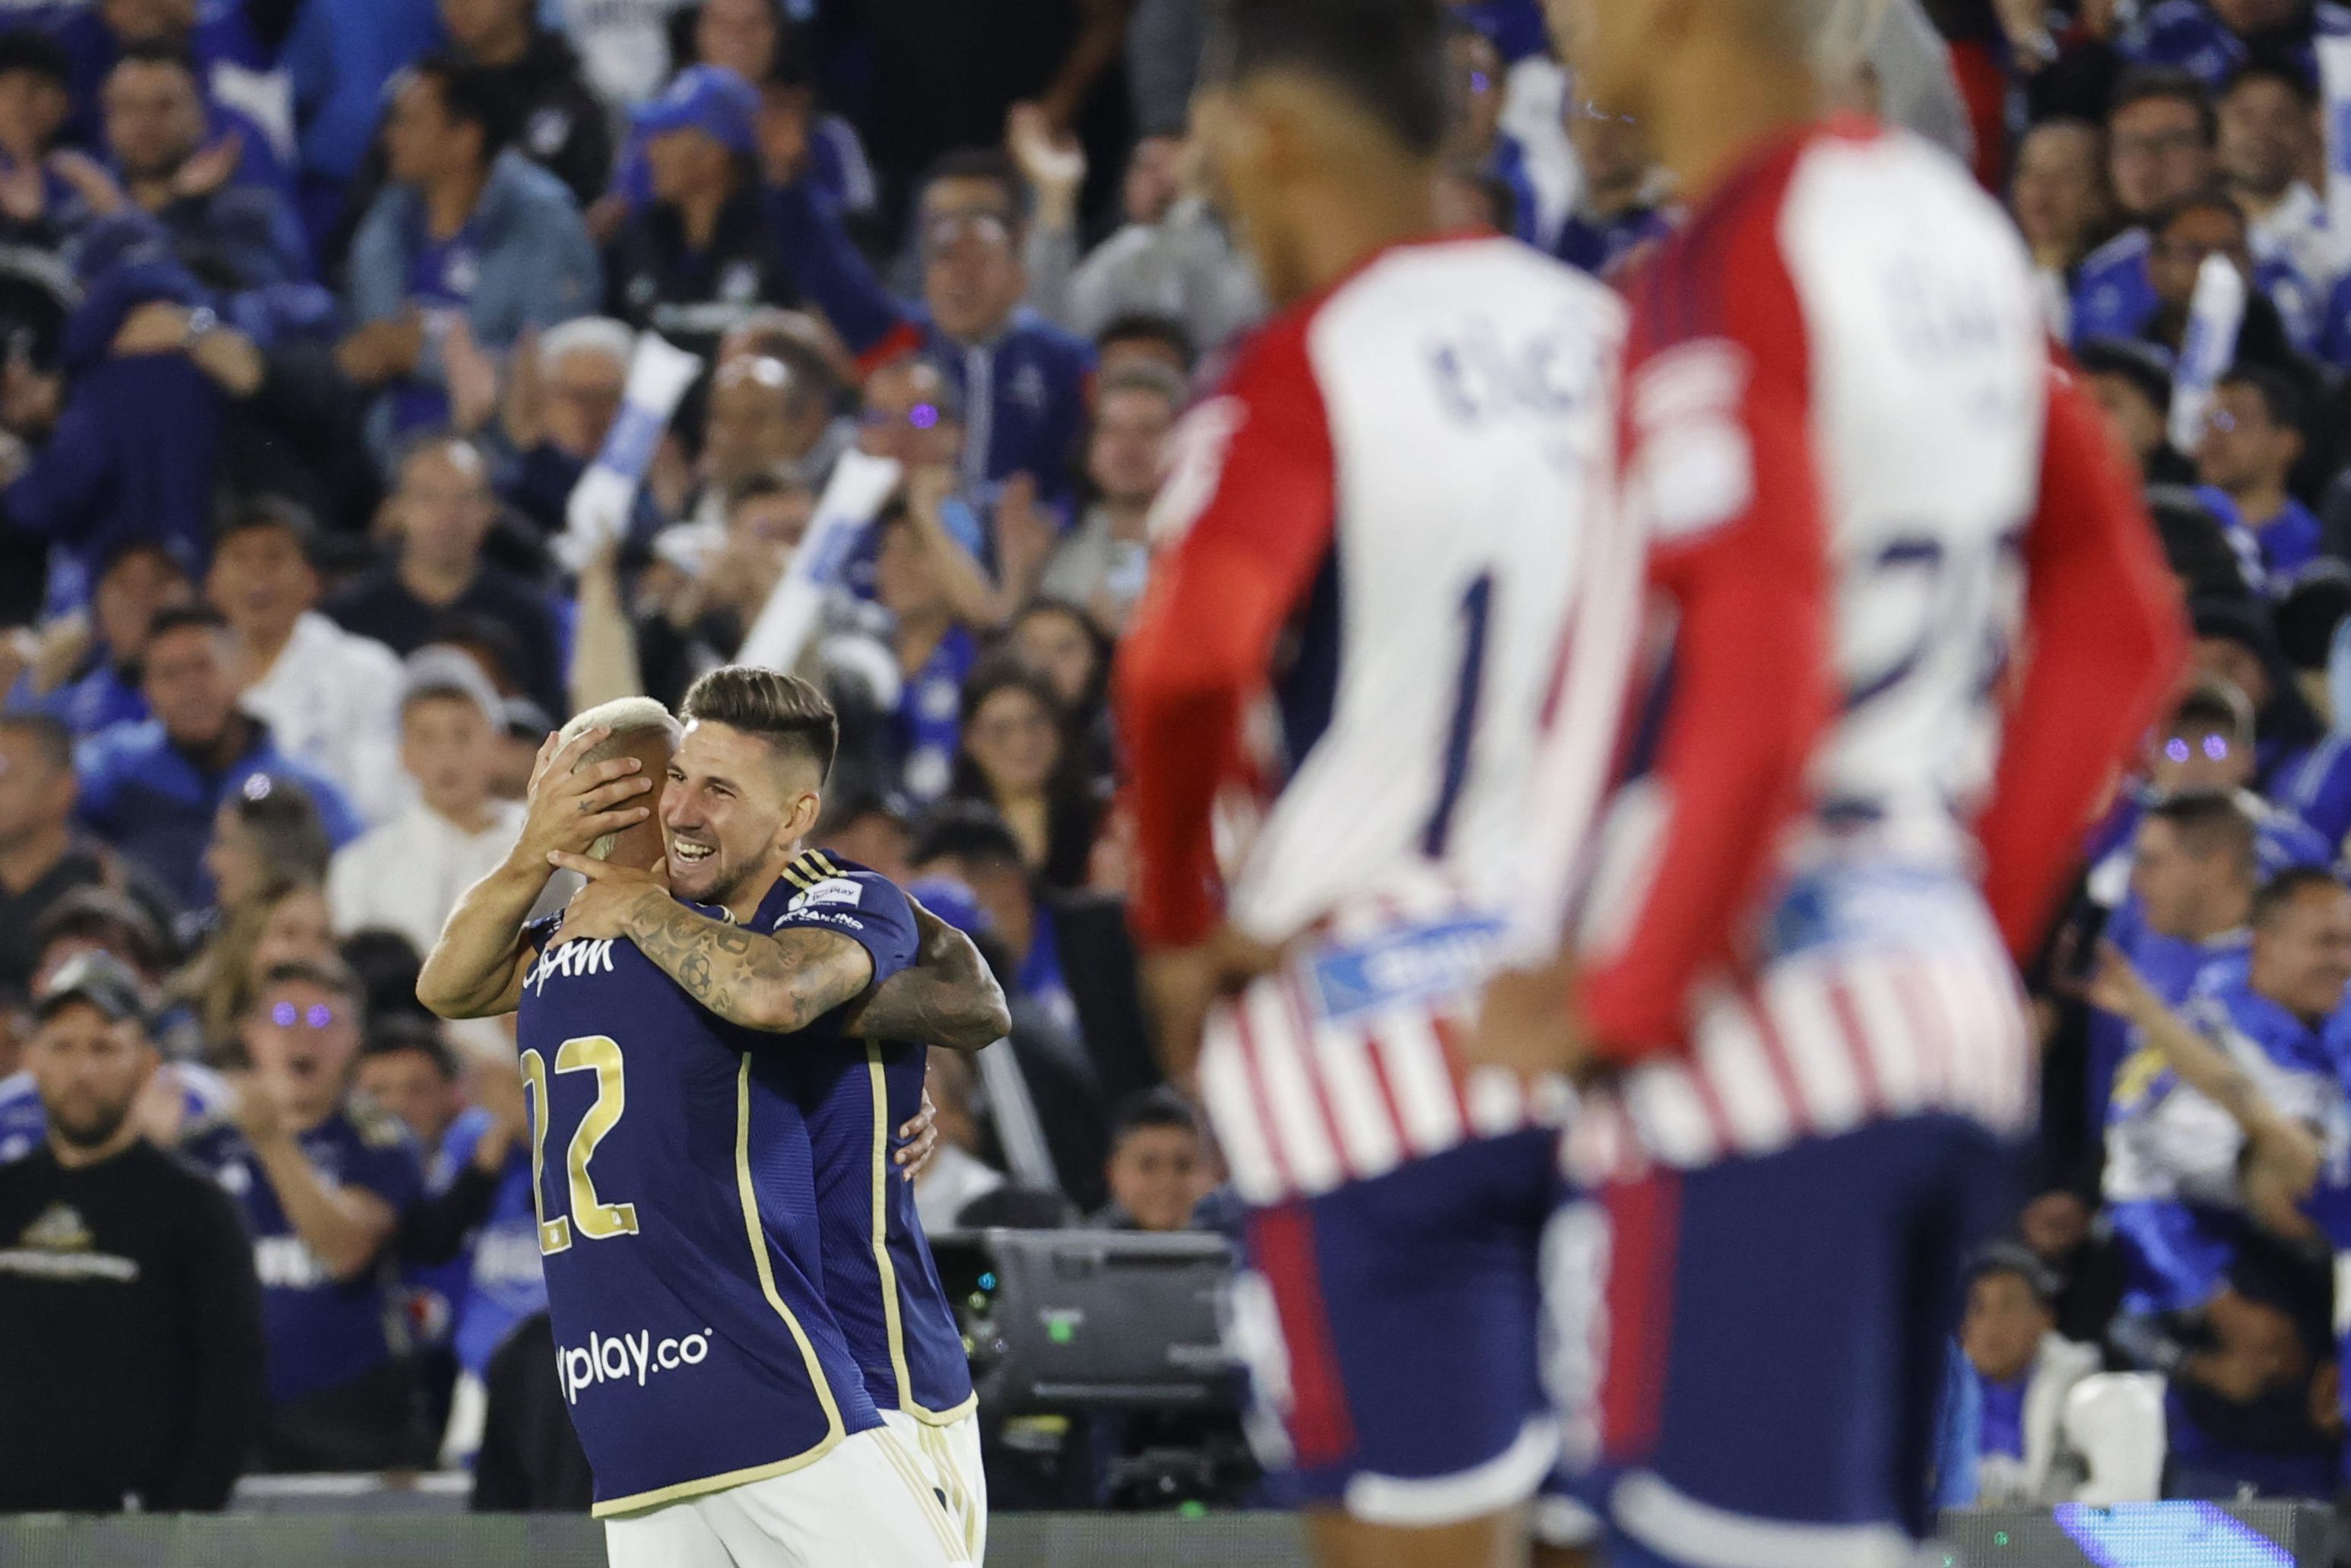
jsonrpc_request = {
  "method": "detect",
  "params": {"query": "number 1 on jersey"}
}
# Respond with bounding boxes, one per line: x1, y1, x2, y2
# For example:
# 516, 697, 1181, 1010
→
520, 1033, 638, 1256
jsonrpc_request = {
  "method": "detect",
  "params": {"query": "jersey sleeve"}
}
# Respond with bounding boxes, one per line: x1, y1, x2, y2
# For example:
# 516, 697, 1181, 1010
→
1972, 358, 2187, 958
1114, 316, 1338, 948
769, 865, 919, 986
1572, 178, 1838, 1060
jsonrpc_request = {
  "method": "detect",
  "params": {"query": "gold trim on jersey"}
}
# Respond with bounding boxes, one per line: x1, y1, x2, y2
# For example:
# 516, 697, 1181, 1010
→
589, 1057, 851, 1517
592, 1445, 839, 1519
779, 849, 850, 895
865, 1043, 982, 1427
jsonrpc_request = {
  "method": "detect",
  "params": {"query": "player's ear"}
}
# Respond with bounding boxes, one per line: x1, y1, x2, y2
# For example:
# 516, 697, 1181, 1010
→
792, 789, 823, 844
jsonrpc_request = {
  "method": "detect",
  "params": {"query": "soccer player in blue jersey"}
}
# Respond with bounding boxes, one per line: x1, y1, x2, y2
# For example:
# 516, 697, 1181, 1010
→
548, 669, 998, 1563
420, 685, 1004, 1566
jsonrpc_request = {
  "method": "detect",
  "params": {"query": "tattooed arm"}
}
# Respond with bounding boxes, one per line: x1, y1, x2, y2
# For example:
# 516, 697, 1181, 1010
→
617, 892, 877, 1033
550, 855, 1008, 1045
843, 897, 1009, 1053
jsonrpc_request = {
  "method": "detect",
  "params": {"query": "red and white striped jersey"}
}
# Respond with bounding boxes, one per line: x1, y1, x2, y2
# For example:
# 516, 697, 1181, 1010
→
1118, 233, 1624, 1199
1198, 866, 1574, 1205
1521, 119, 2184, 1177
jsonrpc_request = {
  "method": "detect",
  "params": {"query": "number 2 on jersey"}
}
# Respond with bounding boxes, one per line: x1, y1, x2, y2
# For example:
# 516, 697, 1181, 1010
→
520, 1035, 639, 1255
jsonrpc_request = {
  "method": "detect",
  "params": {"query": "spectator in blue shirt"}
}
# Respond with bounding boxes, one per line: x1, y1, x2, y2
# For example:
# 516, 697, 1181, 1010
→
7, 537, 192, 738
769, 144, 1095, 503
1957, 1246, 2115, 1505
2074, 68, 2216, 344
2124, 0, 2351, 95
182, 957, 430, 1471
339, 55, 600, 461
47, 0, 293, 203
2099, 859, 2349, 1319
873, 504, 980, 805
75, 604, 360, 909
0, 30, 94, 363
2197, 366, 2323, 592
3, 211, 226, 619
97, 43, 309, 290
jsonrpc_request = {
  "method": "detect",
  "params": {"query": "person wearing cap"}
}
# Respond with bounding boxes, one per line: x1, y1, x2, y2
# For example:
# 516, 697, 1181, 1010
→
208, 500, 410, 827
0, 951, 266, 1511
606, 64, 798, 368
327, 647, 527, 957
1958, 1244, 2117, 1504
180, 957, 431, 1469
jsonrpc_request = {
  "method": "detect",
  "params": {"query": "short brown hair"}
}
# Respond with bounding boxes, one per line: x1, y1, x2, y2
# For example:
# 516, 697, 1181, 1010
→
682, 666, 839, 782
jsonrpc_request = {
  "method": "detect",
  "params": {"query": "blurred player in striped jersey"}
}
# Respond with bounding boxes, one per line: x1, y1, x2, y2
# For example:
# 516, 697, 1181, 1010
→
1470, 0, 2188, 1563
1113, 1, 1625, 1563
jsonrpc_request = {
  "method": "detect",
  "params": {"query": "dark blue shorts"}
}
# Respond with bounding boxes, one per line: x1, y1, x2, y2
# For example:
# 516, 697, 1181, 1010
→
1231, 1129, 1560, 1525
1568, 1114, 2015, 1567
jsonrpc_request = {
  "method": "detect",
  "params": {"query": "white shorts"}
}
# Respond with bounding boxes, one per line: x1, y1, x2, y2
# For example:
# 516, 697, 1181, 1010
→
603, 1426, 970, 1567
882, 1408, 988, 1565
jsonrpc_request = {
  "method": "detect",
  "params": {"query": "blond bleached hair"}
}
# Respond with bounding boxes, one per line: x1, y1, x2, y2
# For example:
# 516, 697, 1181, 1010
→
556, 698, 681, 859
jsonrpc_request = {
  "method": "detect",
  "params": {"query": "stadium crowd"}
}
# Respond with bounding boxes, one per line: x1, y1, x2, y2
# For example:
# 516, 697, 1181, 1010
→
4, 0, 2351, 1529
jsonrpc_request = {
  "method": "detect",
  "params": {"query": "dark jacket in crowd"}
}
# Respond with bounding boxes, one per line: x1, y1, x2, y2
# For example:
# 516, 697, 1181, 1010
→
4, 238, 225, 617
0, 1139, 266, 1512
471, 1311, 596, 1513
325, 562, 568, 719
606, 178, 799, 367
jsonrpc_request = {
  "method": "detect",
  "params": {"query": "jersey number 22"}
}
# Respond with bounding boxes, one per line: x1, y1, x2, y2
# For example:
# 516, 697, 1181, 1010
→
521, 1035, 639, 1254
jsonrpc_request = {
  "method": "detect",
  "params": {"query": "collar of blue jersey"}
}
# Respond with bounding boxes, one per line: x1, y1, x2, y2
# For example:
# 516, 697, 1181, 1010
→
2192, 955, 2337, 1074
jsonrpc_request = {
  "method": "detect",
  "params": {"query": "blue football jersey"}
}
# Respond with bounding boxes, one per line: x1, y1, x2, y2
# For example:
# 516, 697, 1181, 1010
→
757, 850, 978, 1423
409, 1107, 547, 1380
516, 902, 879, 1518
182, 1101, 426, 1404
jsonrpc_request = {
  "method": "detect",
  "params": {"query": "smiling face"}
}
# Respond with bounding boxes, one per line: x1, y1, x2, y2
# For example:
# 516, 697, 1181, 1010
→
919, 176, 1024, 343
2253, 881, 2351, 1023
660, 719, 819, 911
